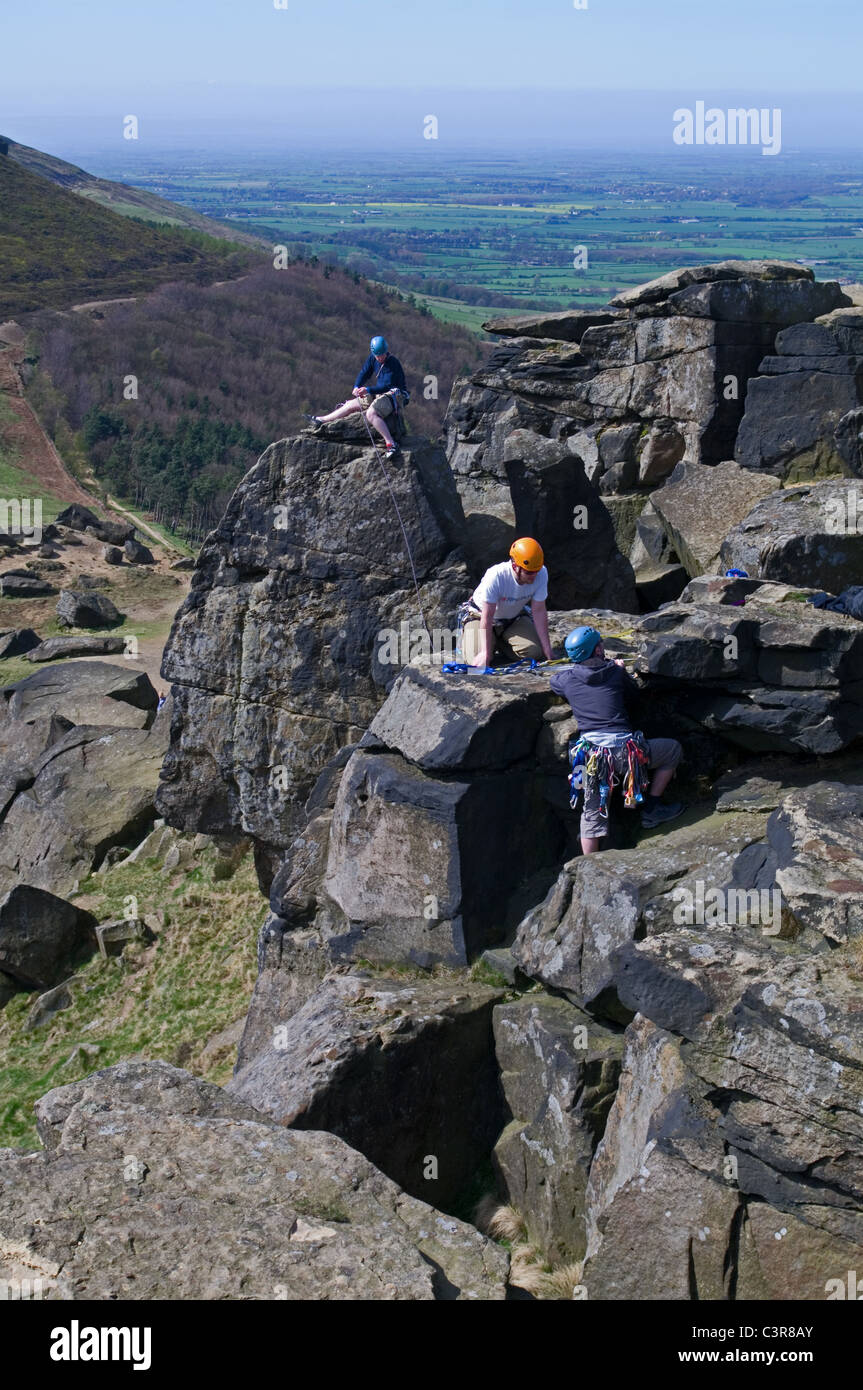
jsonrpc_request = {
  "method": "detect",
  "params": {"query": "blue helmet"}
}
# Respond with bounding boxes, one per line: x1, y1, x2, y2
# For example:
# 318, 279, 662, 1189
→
564, 626, 602, 662
370, 335, 388, 355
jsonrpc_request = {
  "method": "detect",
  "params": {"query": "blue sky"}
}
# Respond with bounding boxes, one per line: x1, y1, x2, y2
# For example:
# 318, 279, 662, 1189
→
3, 0, 862, 154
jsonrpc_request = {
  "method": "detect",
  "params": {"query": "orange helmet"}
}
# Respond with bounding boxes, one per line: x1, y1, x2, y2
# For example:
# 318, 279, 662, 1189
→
509, 537, 544, 572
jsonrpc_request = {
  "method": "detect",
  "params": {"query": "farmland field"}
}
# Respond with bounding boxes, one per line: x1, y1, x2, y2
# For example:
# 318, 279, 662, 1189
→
66, 149, 863, 325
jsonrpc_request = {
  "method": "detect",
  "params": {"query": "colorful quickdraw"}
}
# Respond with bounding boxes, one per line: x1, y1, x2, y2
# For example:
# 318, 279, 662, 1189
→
568, 732, 650, 815
622, 732, 650, 808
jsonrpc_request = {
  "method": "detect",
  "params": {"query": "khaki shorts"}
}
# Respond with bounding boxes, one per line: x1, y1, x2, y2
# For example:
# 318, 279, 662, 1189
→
580, 735, 682, 840
461, 612, 543, 664
365, 392, 395, 420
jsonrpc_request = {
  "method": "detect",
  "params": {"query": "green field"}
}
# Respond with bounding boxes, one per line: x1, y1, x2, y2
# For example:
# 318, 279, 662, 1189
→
91, 149, 863, 323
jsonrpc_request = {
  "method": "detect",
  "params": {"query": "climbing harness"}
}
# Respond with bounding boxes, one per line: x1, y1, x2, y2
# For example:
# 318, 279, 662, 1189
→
568, 731, 650, 815
453, 600, 476, 660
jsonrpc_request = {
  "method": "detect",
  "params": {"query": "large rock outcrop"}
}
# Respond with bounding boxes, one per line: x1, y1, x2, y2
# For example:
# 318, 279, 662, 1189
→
634, 579, 863, 754
583, 923, 863, 1299
231, 662, 575, 1045
234, 577, 863, 1067
450, 262, 849, 585
492, 994, 622, 1264
494, 771, 863, 1292
0, 1061, 507, 1299
156, 431, 472, 865
6, 259, 861, 1302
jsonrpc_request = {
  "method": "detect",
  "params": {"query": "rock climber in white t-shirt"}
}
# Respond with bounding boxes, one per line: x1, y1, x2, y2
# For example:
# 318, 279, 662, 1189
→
460, 537, 556, 668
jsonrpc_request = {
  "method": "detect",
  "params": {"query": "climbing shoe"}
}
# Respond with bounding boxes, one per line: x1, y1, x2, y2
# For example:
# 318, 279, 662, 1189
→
384, 443, 401, 460
302, 413, 322, 425
641, 800, 685, 829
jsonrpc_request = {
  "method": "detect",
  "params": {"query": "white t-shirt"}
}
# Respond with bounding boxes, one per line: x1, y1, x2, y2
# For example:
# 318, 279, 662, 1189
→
472, 561, 549, 622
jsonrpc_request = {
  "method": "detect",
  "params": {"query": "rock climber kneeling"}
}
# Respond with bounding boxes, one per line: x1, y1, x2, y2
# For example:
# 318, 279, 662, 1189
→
550, 625, 685, 855
460, 538, 556, 668
306, 335, 408, 460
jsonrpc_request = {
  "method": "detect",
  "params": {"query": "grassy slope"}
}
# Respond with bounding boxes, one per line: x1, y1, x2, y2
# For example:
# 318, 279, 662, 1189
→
0, 154, 257, 317
4, 136, 269, 250
0, 394, 68, 524
0, 841, 264, 1150
0, 453, 67, 526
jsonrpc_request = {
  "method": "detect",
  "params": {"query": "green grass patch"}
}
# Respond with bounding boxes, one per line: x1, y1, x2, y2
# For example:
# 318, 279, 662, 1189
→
107, 500, 195, 558
407, 293, 496, 333
0, 457, 68, 527
468, 959, 513, 990
0, 842, 265, 1150
0, 653, 40, 685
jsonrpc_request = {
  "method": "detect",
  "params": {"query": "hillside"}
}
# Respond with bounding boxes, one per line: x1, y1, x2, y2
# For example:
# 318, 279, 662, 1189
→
3, 135, 269, 250
0, 148, 258, 317
25, 258, 486, 540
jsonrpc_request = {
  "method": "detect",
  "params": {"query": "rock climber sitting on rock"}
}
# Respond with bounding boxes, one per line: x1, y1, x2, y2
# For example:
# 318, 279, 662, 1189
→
550, 625, 684, 854
305, 335, 407, 460
460, 538, 556, 668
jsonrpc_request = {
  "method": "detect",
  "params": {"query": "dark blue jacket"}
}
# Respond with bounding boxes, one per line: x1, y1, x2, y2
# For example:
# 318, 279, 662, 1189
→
354, 353, 406, 397
550, 657, 640, 734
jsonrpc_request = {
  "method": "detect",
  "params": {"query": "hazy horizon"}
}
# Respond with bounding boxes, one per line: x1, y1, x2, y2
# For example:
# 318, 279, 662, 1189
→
5, 91, 863, 168
4, 0, 863, 161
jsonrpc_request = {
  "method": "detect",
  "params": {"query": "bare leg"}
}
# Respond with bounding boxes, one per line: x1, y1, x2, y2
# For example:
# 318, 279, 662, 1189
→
580, 835, 602, 855
316, 399, 363, 423
366, 406, 395, 449
650, 767, 674, 797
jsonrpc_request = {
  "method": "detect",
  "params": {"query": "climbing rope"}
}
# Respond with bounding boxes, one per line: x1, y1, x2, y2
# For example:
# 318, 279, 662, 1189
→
441, 656, 573, 676
356, 394, 431, 638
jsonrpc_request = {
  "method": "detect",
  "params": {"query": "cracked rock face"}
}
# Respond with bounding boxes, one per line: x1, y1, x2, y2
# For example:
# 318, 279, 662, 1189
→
272, 663, 569, 970
0, 709, 169, 900
581, 928, 863, 1299
631, 582, 863, 755
735, 307, 863, 480
446, 261, 849, 583
497, 766, 863, 1293
0, 1061, 507, 1300
720, 479, 863, 593
229, 972, 507, 1211
492, 994, 622, 1265
156, 432, 471, 853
